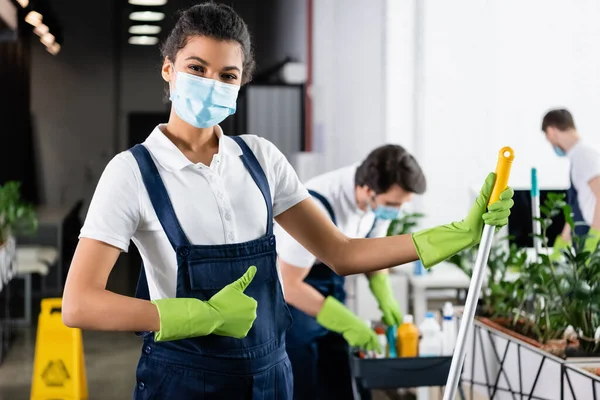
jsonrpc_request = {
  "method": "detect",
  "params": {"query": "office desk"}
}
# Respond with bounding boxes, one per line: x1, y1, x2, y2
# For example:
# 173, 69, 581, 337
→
395, 262, 471, 326
16, 203, 77, 293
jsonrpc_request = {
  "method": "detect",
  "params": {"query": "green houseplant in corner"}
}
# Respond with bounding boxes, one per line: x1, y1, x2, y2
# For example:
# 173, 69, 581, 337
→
0, 181, 38, 259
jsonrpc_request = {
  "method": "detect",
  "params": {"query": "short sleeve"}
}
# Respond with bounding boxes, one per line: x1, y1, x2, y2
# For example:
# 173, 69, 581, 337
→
274, 197, 331, 268
574, 147, 600, 185
257, 137, 310, 217
79, 153, 141, 252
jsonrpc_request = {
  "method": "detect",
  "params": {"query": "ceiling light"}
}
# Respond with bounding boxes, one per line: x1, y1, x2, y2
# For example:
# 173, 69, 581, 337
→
128, 0, 167, 5
129, 25, 161, 35
33, 24, 49, 37
47, 42, 61, 56
25, 11, 43, 26
128, 36, 159, 45
40, 33, 55, 46
129, 11, 164, 22
16, 0, 29, 7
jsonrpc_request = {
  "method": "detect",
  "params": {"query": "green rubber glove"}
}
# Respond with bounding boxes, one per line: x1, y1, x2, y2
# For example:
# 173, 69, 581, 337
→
368, 273, 403, 326
151, 266, 258, 342
411, 172, 514, 268
317, 296, 381, 353
550, 235, 571, 261
584, 228, 600, 255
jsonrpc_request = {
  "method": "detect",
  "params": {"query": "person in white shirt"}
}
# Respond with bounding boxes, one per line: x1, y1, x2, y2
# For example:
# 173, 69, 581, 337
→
61, 4, 515, 399
542, 108, 600, 258
275, 144, 426, 399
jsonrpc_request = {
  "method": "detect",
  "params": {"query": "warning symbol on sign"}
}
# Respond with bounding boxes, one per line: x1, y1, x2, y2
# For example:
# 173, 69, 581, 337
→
41, 359, 70, 387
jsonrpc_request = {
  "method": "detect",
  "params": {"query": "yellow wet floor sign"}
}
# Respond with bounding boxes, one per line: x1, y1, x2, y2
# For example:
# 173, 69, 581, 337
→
31, 298, 88, 400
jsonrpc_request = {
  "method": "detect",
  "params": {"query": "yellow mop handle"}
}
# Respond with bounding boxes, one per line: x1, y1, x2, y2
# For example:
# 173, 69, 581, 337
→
488, 146, 514, 206
442, 146, 515, 400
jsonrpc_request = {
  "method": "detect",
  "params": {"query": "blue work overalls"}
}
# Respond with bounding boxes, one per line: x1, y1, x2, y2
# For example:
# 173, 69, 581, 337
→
285, 190, 375, 400
129, 136, 293, 400
567, 169, 590, 238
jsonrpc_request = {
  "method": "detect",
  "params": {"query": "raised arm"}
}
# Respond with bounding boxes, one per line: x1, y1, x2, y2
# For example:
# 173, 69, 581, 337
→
276, 172, 514, 276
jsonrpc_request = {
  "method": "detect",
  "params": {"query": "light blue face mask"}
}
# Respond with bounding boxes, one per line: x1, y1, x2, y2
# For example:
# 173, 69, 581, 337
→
554, 145, 566, 157
372, 205, 401, 221
169, 69, 240, 128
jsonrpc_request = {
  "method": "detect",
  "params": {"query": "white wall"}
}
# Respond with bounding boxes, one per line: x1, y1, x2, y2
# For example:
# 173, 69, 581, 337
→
311, 0, 387, 173
383, 0, 600, 229
31, 0, 117, 206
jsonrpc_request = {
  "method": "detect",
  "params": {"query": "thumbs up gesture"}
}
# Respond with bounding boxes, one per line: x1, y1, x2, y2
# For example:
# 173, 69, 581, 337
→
208, 266, 258, 339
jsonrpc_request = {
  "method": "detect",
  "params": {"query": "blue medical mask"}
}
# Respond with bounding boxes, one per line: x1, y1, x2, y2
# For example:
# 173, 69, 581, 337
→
372, 205, 401, 221
169, 68, 240, 128
553, 145, 566, 157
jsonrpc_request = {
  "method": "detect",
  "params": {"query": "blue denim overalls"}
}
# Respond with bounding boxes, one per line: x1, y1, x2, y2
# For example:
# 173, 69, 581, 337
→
129, 136, 293, 399
285, 190, 375, 400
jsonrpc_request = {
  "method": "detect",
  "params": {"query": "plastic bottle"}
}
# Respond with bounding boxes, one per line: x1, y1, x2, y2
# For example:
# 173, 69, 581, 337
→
374, 325, 387, 358
386, 326, 397, 358
363, 320, 376, 358
442, 302, 457, 356
419, 312, 442, 357
413, 259, 427, 276
397, 314, 419, 357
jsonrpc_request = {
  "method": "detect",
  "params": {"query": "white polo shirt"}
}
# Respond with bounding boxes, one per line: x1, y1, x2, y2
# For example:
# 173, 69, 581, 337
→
80, 124, 309, 299
567, 140, 600, 225
274, 165, 390, 269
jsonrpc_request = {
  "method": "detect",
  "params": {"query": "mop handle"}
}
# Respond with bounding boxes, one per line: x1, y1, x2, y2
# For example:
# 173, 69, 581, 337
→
488, 147, 514, 205
531, 168, 543, 254
442, 147, 514, 400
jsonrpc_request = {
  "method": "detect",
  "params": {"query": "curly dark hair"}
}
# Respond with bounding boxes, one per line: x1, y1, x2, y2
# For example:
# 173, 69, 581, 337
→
541, 108, 576, 132
355, 145, 426, 195
161, 2, 256, 84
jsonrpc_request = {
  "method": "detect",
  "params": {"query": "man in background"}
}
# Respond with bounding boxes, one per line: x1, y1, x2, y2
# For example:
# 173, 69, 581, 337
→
542, 108, 600, 257
274, 144, 426, 399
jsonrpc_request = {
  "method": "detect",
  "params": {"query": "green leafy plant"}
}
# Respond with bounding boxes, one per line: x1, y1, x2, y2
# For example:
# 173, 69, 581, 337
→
541, 193, 600, 354
386, 212, 425, 236
0, 181, 38, 246
383, 212, 425, 278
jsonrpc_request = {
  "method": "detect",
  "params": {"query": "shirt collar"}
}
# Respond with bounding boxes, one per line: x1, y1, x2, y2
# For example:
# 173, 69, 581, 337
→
343, 164, 365, 214
143, 124, 243, 172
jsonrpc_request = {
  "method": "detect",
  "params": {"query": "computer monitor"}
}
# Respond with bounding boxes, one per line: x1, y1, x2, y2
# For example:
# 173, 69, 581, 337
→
508, 189, 567, 248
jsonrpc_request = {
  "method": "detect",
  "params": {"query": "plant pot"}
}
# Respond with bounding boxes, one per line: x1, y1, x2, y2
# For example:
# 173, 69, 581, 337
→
0, 235, 16, 284
542, 339, 568, 358
565, 338, 600, 358
478, 317, 573, 358
477, 316, 543, 349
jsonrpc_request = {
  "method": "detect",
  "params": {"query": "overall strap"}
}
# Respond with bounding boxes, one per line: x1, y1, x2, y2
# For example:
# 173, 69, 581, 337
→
365, 217, 378, 238
308, 190, 337, 226
567, 171, 590, 237
130, 144, 191, 249
230, 136, 274, 236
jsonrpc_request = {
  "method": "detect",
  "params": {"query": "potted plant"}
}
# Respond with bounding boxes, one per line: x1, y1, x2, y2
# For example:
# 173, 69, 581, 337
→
0, 181, 38, 279
386, 211, 425, 236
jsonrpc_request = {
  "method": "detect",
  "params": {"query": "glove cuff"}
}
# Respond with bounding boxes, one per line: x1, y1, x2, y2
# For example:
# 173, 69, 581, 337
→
412, 222, 478, 268
316, 296, 358, 333
368, 273, 392, 303
152, 298, 222, 342
584, 228, 600, 254
554, 235, 571, 250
